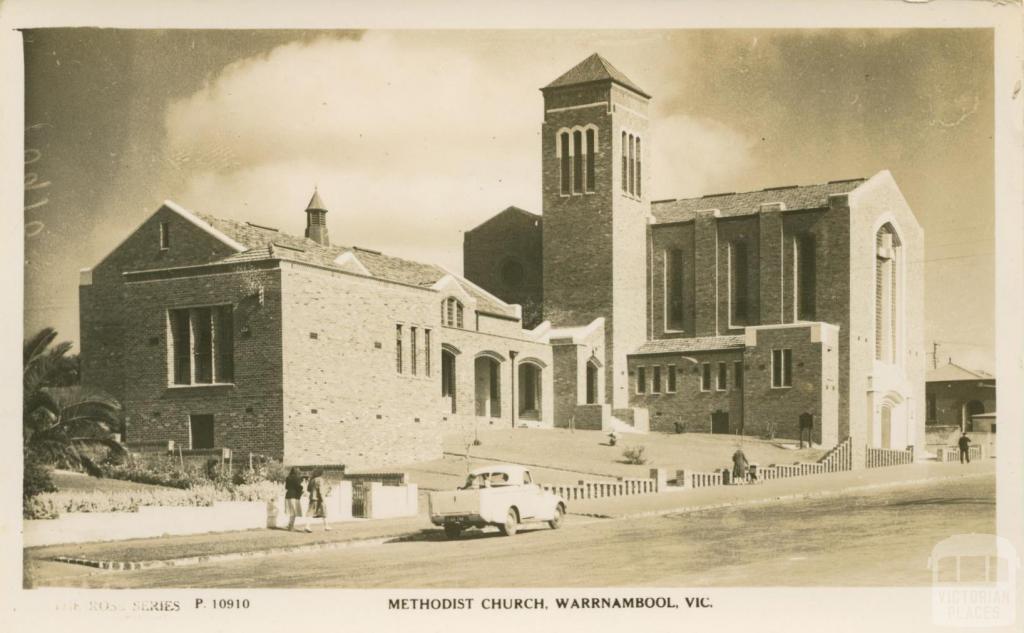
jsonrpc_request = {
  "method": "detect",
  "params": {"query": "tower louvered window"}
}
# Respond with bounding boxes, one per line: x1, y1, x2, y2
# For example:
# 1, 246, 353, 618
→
572, 131, 583, 194
621, 131, 628, 192
875, 225, 900, 364
635, 137, 642, 197
585, 128, 596, 192
560, 132, 571, 195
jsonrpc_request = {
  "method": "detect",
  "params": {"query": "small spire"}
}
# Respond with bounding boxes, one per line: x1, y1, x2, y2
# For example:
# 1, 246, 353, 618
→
307, 186, 327, 213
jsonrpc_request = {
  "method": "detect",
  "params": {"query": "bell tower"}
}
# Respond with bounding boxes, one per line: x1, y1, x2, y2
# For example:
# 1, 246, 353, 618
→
540, 54, 651, 408
304, 188, 330, 246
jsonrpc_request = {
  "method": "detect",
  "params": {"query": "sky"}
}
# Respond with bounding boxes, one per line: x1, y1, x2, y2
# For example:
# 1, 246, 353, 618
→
22, 28, 995, 372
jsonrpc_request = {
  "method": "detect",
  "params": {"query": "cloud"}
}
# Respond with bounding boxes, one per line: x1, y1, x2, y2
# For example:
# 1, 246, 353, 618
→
649, 114, 756, 199
162, 33, 756, 271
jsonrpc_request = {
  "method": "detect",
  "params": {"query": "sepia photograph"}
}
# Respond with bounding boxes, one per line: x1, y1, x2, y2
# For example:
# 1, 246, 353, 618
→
4, 1, 1022, 632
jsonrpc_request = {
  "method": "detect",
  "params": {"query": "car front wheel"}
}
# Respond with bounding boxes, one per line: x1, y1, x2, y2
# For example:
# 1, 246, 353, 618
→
548, 504, 565, 530
443, 523, 462, 540
499, 507, 519, 536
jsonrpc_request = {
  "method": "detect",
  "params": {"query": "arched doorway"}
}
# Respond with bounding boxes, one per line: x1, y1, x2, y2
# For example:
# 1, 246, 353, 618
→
518, 362, 543, 420
585, 360, 600, 404
441, 346, 458, 414
474, 354, 502, 418
963, 400, 985, 432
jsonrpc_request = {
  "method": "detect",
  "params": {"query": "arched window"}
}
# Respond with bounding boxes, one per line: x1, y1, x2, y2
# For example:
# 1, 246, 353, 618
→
559, 132, 571, 195
585, 128, 596, 193
635, 137, 642, 198
443, 297, 465, 329
572, 131, 583, 194
621, 131, 628, 192
875, 224, 901, 363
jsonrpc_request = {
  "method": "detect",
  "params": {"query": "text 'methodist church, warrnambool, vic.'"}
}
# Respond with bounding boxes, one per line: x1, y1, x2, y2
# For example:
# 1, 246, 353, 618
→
79, 54, 925, 469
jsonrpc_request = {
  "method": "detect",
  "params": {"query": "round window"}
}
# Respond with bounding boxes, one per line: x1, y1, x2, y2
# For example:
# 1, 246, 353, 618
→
500, 259, 525, 288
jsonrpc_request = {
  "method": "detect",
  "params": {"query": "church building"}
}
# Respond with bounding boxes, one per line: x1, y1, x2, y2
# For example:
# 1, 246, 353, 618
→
79, 54, 925, 470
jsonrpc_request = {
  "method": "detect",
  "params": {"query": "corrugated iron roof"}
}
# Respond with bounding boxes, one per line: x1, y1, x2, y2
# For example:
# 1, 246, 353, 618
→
651, 178, 866, 224
926, 362, 995, 383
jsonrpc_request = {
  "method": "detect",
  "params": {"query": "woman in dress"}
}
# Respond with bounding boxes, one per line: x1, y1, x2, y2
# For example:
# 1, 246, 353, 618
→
306, 468, 331, 531
284, 467, 309, 532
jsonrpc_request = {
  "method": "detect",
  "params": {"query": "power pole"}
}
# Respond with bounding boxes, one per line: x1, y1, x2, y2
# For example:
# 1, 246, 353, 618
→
931, 341, 939, 369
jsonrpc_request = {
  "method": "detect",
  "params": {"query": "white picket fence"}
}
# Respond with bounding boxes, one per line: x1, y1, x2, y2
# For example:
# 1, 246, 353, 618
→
866, 446, 915, 468
935, 445, 983, 463
541, 477, 658, 501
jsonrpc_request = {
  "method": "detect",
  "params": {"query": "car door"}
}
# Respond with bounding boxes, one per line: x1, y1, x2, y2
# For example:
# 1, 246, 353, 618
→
519, 470, 546, 519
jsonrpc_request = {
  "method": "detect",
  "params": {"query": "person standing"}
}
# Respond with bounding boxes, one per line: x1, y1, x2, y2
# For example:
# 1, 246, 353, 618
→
732, 446, 749, 483
958, 432, 972, 464
306, 468, 331, 531
799, 412, 814, 449
284, 467, 309, 532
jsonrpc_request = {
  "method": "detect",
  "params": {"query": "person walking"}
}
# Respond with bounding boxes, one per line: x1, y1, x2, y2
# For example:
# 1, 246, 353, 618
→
306, 468, 331, 531
958, 432, 972, 464
284, 467, 309, 532
799, 412, 814, 449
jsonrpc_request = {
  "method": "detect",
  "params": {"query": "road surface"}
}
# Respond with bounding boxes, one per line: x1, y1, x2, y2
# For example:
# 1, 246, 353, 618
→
26, 474, 994, 588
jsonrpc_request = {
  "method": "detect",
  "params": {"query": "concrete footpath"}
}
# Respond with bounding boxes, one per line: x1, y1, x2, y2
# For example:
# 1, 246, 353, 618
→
26, 459, 994, 571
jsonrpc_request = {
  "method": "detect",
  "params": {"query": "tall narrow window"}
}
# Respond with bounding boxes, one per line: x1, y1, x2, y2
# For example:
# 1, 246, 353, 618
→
652, 366, 662, 394
410, 327, 418, 376
396, 325, 403, 374
170, 309, 191, 385
621, 131, 628, 191
213, 305, 234, 383
192, 308, 213, 384
585, 128, 596, 193
729, 242, 749, 326
875, 225, 900, 363
667, 365, 677, 393
734, 361, 744, 389
635, 137, 642, 198
159, 222, 170, 250
717, 362, 728, 391
772, 349, 792, 388
796, 234, 817, 320
666, 248, 685, 330
560, 132, 571, 195
636, 367, 647, 394
572, 131, 583, 194
456, 302, 464, 329
628, 134, 635, 195
701, 362, 712, 392
424, 329, 432, 377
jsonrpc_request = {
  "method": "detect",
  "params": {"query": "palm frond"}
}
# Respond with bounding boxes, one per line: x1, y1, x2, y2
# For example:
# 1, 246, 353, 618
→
24, 327, 58, 367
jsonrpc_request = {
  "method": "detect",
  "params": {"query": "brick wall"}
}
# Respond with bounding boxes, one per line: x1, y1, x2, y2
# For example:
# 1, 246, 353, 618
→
463, 208, 543, 328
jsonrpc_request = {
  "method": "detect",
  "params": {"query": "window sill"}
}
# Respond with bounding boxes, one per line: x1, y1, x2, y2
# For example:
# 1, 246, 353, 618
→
770, 385, 792, 390
167, 383, 235, 389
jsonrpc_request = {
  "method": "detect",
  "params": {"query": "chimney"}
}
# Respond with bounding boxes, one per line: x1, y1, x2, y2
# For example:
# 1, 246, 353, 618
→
304, 188, 330, 246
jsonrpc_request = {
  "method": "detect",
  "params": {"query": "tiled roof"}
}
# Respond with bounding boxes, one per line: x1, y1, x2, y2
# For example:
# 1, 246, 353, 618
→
543, 53, 650, 98
186, 207, 516, 318
633, 335, 746, 355
926, 362, 995, 383
651, 179, 866, 224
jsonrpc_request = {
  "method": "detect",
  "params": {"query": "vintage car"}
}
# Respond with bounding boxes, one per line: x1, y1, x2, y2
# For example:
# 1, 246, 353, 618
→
428, 464, 567, 538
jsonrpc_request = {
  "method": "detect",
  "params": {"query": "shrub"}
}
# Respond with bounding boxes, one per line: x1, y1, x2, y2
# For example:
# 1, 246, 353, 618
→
23, 453, 57, 499
622, 445, 648, 465
98, 455, 208, 489
23, 481, 281, 520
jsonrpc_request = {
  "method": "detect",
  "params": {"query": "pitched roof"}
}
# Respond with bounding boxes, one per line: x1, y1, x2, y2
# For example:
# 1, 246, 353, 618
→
543, 53, 650, 99
633, 335, 746, 355
651, 178, 866, 224
181, 206, 516, 318
926, 362, 995, 383
466, 206, 541, 234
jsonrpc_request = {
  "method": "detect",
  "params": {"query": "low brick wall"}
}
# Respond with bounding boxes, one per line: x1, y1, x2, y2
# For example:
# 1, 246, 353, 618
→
24, 500, 267, 548
363, 482, 419, 519
266, 481, 353, 527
